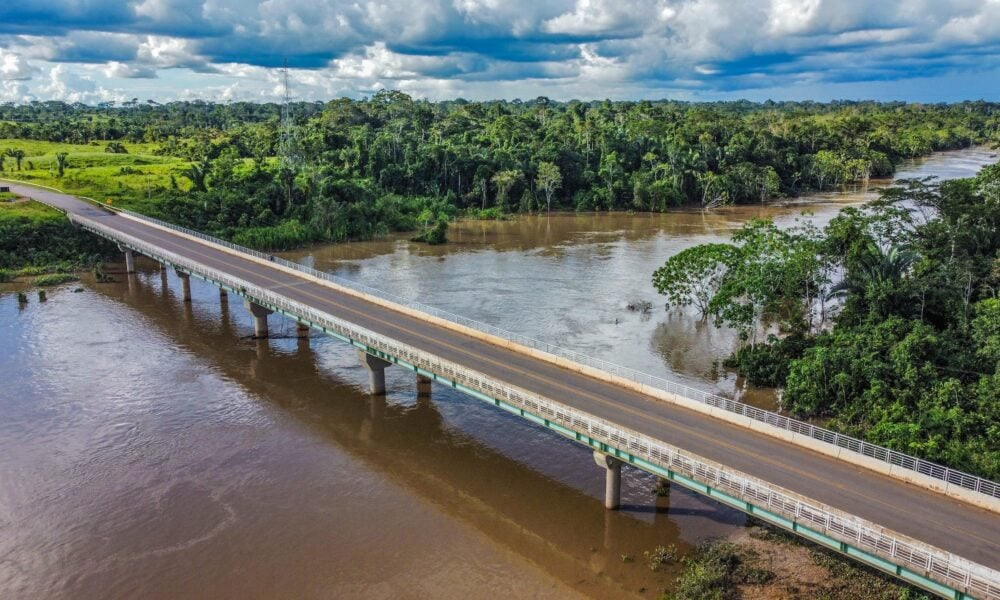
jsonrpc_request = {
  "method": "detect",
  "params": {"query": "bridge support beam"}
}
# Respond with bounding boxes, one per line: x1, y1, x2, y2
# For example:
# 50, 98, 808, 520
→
175, 270, 191, 302
123, 249, 136, 274
417, 374, 432, 398
296, 322, 309, 338
594, 451, 622, 510
243, 300, 273, 339
219, 287, 228, 302
358, 350, 392, 395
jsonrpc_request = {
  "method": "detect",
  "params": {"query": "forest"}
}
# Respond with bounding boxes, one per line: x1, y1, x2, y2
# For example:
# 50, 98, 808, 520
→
654, 166, 1000, 480
2, 96, 999, 249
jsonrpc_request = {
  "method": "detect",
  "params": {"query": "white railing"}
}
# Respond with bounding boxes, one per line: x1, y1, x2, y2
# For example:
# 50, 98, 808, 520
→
77, 213, 1000, 600
111, 207, 1000, 503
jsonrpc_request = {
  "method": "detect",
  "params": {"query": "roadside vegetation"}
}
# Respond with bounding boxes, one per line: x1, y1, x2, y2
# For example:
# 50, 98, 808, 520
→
1, 98, 998, 252
0, 198, 115, 275
653, 165, 1000, 479
657, 520, 931, 599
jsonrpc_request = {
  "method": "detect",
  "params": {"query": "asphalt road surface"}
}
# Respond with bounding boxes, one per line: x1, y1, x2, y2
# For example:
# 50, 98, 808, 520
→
9, 183, 1000, 572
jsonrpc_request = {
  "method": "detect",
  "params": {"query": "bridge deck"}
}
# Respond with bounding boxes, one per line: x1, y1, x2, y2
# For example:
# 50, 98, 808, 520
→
14, 184, 1000, 572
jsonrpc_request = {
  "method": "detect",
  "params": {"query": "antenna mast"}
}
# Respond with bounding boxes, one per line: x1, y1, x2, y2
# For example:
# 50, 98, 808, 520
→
279, 59, 297, 170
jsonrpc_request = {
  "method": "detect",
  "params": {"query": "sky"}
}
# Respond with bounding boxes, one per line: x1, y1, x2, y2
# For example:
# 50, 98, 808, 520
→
1, 0, 999, 104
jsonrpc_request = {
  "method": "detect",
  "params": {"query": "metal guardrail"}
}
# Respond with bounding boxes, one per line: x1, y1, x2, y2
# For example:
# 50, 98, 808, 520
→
77, 213, 1000, 600
110, 207, 1000, 503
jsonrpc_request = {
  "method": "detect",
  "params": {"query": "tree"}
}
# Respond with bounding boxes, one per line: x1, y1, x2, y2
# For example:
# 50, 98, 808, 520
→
7, 149, 25, 171
54, 152, 69, 177
652, 244, 738, 317
535, 161, 562, 213
104, 141, 128, 154
827, 242, 920, 317
182, 158, 211, 193
491, 169, 522, 211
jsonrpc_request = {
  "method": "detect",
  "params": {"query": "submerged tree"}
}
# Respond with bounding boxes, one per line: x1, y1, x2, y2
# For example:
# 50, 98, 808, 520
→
535, 161, 562, 213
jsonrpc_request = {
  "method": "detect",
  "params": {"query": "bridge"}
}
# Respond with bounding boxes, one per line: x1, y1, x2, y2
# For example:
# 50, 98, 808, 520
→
7, 181, 1000, 599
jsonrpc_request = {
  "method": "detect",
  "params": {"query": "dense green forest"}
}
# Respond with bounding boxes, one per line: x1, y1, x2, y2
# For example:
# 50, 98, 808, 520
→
2, 96, 999, 249
654, 166, 1000, 479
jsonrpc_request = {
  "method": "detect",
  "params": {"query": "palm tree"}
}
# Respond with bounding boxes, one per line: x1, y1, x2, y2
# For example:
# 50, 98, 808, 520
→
827, 243, 920, 313
182, 158, 210, 192
54, 152, 69, 177
7, 149, 25, 171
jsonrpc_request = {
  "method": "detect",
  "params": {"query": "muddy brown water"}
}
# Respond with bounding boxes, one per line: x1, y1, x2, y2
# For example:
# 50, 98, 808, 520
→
1, 147, 995, 599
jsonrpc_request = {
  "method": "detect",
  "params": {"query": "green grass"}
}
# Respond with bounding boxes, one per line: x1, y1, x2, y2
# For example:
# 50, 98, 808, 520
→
0, 138, 192, 213
33, 273, 77, 286
0, 199, 63, 223
0, 139, 164, 157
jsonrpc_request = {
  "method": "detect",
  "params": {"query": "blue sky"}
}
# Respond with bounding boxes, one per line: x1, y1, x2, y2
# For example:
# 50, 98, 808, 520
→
1, 0, 999, 103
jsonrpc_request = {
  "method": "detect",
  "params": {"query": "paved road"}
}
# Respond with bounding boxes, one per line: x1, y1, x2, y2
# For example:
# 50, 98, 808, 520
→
11, 183, 1000, 571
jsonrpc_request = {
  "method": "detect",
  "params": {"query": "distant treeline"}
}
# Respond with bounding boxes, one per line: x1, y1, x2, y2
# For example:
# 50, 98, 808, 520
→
2, 95, 998, 247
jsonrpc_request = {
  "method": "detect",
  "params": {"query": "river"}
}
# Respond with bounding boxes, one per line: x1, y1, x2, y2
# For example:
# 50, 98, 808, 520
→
0, 147, 995, 599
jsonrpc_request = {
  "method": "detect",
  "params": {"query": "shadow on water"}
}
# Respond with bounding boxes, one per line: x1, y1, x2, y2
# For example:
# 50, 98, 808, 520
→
90, 265, 746, 597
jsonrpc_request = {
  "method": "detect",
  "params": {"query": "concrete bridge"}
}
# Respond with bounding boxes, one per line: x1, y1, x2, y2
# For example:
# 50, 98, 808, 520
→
7, 181, 1000, 599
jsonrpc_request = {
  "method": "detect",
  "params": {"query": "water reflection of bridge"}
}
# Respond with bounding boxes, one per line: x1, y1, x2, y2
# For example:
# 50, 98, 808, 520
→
107, 269, 744, 597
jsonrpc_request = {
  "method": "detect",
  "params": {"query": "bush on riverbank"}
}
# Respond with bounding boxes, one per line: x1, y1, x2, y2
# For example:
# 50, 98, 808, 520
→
34, 273, 78, 286
0, 200, 115, 270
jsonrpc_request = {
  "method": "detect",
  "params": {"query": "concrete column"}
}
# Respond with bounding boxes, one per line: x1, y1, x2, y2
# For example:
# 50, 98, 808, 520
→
358, 350, 392, 395
594, 451, 622, 510
175, 270, 191, 302
654, 476, 671, 497
219, 288, 228, 302
417, 374, 432, 398
244, 300, 274, 339
296, 322, 310, 338
160, 264, 168, 287
124, 249, 136, 274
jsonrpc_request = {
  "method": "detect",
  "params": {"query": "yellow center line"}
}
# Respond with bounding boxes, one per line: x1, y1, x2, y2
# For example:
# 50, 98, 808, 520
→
107, 213, 1000, 550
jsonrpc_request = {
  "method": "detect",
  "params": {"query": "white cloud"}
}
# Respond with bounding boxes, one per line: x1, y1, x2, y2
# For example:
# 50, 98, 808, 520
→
0, 0, 999, 102
104, 61, 158, 79
0, 49, 36, 80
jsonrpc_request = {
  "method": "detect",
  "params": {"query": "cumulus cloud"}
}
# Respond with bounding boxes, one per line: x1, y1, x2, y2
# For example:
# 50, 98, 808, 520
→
0, 0, 998, 101
0, 48, 36, 80
103, 60, 157, 78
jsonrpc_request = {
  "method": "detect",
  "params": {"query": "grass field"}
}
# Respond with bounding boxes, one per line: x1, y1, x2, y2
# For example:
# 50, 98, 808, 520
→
0, 198, 63, 223
0, 139, 192, 214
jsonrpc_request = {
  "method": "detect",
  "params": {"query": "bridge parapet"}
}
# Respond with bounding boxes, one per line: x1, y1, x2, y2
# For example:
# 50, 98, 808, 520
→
76, 212, 1000, 600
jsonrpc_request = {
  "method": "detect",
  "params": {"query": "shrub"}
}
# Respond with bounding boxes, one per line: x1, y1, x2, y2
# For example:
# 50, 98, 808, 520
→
231, 219, 312, 251
34, 273, 78, 286
724, 334, 812, 387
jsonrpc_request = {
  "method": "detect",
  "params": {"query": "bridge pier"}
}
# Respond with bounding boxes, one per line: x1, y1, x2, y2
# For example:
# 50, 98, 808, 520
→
358, 350, 392, 395
594, 451, 622, 510
219, 287, 228, 302
244, 300, 273, 338
175, 270, 191, 302
417, 374, 432, 398
123, 249, 136, 274
296, 322, 310, 338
